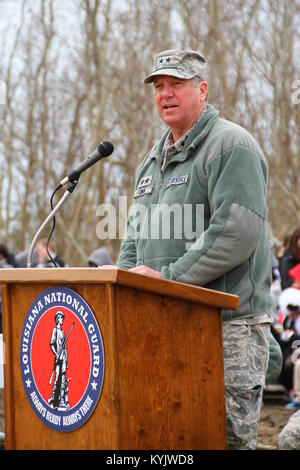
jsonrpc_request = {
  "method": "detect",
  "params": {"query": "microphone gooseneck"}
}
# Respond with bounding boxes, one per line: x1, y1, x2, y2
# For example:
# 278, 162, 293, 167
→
27, 140, 114, 268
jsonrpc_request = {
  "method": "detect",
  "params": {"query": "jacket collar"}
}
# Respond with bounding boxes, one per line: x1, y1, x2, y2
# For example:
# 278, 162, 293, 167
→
148, 104, 219, 163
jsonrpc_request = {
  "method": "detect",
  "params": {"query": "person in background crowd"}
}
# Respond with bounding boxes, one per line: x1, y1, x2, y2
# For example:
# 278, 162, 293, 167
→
36, 238, 65, 268
270, 240, 280, 282
278, 289, 300, 451
0, 243, 16, 268
286, 359, 300, 411
280, 227, 300, 291
277, 234, 291, 269
276, 288, 300, 399
88, 247, 114, 267
269, 239, 283, 329
289, 263, 300, 290
14, 249, 38, 267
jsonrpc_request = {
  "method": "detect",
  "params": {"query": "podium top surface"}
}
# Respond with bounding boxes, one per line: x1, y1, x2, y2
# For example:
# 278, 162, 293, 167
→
0, 267, 239, 310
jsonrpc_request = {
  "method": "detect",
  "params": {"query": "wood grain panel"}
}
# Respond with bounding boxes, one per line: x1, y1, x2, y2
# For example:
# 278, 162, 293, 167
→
0, 269, 232, 450
114, 285, 226, 450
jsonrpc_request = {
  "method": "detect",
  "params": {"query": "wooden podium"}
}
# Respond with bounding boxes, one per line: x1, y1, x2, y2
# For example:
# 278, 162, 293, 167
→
0, 267, 238, 450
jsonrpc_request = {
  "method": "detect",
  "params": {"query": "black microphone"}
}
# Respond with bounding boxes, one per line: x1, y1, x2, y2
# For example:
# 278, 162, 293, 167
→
58, 141, 114, 188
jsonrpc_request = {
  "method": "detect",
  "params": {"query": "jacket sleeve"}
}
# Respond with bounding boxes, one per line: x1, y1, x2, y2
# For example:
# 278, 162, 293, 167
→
160, 144, 269, 286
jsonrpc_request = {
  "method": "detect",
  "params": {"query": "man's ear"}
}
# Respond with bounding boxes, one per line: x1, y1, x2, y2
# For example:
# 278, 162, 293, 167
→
199, 81, 208, 102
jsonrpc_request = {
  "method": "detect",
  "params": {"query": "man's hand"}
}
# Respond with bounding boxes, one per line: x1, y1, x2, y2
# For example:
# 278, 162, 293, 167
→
129, 265, 161, 278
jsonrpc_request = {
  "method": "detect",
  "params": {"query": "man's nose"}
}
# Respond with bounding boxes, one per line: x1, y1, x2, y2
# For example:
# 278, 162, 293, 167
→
161, 85, 174, 97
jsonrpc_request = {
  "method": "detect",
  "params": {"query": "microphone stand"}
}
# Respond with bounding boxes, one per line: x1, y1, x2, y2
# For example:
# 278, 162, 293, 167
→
27, 181, 78, 268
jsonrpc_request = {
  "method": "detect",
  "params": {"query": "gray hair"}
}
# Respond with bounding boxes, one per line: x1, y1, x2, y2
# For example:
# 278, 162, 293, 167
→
193, 76, 208, 101
192, 76, 203, 87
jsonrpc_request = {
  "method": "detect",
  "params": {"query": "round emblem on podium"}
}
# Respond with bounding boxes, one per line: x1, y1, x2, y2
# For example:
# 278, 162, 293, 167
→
20, 286, 105, 432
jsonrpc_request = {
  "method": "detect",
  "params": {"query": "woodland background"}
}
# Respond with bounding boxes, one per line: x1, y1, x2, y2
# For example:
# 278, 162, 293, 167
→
0, 0, 299, 266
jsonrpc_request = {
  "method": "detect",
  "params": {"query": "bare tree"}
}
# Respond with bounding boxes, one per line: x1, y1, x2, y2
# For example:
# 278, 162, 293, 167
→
248, 0, 300, 240
175, 0, 300, 243
0, 0, 299, 264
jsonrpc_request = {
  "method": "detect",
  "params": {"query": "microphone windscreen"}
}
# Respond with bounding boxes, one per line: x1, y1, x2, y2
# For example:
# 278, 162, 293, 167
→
98, 141, 114, 157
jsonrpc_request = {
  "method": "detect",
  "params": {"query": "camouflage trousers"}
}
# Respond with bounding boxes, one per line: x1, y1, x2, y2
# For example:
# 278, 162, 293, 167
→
222, 321, 270, 450
278, 409, 300, 449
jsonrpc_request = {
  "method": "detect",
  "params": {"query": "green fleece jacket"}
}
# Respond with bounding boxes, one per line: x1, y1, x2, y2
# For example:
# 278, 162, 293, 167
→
117, 104, 272, 321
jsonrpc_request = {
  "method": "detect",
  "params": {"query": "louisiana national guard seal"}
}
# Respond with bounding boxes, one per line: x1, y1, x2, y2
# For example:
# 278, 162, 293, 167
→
20, 286, 105, 432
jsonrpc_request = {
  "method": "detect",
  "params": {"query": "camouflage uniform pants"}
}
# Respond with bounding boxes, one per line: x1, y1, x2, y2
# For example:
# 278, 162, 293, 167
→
278, 409, 300, 449
222, 321, 270, 450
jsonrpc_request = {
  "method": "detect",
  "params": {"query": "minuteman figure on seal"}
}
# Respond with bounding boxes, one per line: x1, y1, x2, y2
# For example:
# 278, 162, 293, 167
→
48, 311, 73, 411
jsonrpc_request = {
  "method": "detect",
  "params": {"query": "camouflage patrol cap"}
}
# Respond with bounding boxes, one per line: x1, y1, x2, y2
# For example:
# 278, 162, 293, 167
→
144, 49, 207, 84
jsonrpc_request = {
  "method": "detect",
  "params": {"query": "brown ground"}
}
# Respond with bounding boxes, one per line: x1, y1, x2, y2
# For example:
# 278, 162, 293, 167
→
0, 388, 296, 450
257, 400, 295, 449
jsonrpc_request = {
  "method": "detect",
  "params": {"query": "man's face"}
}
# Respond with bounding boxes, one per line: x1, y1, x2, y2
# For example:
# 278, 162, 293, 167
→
153, 75, 206, 138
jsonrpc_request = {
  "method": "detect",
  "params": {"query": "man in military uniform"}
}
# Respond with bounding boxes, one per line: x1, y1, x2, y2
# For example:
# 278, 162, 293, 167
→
116, 49, 274, 449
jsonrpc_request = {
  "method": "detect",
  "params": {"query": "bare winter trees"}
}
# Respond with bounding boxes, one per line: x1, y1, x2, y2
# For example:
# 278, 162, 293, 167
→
0, 0, 299, 265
